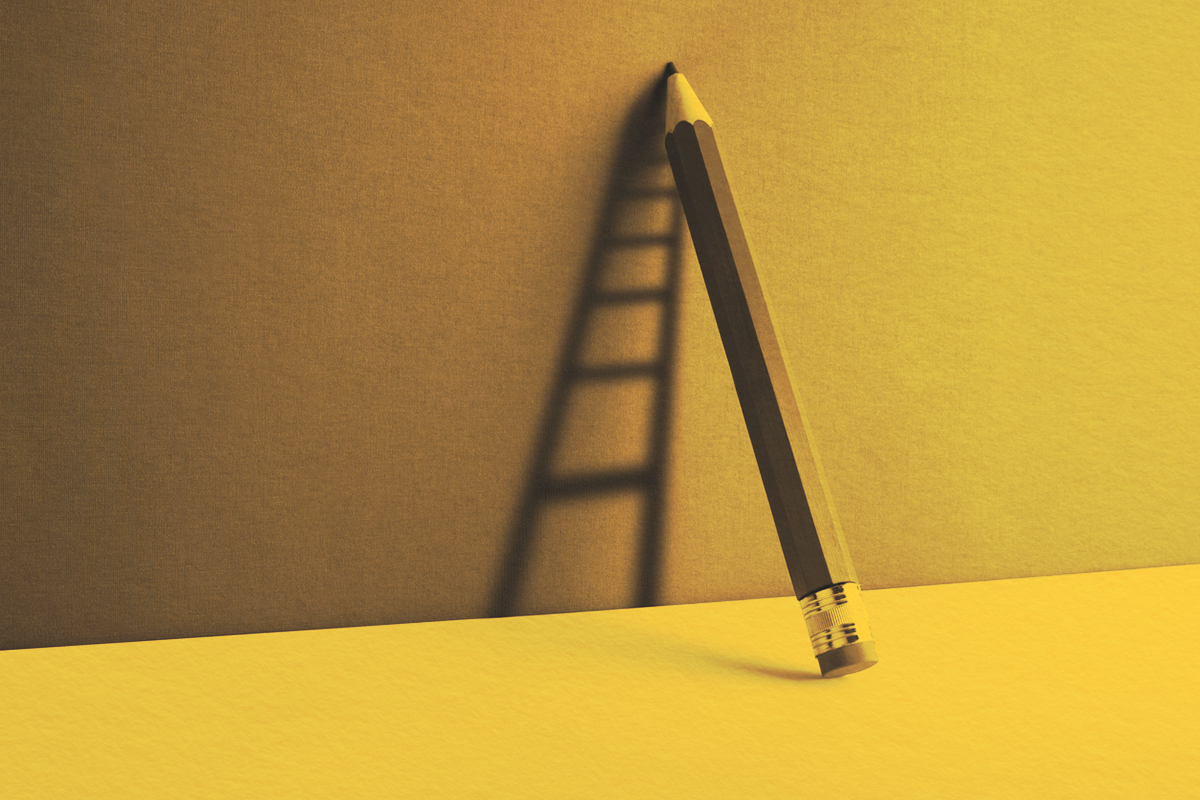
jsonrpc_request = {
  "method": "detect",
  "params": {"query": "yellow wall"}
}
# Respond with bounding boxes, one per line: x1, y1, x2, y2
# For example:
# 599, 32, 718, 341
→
3, 0, 1198, 648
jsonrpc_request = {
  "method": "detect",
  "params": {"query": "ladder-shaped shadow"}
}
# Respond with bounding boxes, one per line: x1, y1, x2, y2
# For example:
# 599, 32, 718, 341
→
490, 73, 685, 617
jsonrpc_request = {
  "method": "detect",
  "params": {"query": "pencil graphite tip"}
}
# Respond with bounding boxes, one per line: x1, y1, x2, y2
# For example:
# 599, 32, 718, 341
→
664, 68, 714, 136
664, 62, 678, 77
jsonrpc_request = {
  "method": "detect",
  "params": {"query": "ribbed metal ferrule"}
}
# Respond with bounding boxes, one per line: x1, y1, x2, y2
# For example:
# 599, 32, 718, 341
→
799, 582, 874, 657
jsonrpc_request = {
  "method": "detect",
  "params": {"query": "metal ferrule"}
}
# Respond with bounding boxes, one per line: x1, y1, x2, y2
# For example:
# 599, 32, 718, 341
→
799, 582, 874, 657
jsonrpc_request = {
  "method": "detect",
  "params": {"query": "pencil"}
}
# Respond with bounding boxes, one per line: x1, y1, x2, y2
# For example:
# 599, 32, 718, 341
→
663, 63, 877, 678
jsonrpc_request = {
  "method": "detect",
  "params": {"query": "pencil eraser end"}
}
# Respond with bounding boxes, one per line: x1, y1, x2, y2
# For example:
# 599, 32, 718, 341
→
816, 641, 878, 678
800, 583, 878, 678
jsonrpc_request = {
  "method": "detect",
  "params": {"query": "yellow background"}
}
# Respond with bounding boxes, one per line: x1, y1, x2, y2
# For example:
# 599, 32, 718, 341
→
4, 0, 1200, 650
5, 565, 1198, 798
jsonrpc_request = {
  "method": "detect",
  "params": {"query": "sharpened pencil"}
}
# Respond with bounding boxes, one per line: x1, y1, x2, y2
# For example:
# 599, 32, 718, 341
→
663, 63, 877, 678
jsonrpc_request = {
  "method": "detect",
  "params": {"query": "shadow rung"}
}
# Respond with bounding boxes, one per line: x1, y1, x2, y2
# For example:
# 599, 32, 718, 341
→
544, 468, 654, 497
594, 289, 670, 305
573, 362, 663, 382
610, 234, 676, 247
621, 187, 677, 199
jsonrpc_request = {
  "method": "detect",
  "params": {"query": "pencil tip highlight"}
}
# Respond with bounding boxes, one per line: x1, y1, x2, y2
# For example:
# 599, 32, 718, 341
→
664, 66, 713, 135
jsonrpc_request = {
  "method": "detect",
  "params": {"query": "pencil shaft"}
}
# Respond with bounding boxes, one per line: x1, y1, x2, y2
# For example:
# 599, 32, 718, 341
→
666, 119, 856, 598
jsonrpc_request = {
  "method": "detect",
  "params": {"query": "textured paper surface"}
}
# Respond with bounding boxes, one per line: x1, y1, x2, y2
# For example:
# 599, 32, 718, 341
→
4, 0, 1200, 649
3, 565, 1198, 798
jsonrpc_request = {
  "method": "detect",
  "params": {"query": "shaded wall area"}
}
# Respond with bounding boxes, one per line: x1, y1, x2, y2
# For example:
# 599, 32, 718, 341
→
491, 75, 685, 617
4, 0, 1199, 649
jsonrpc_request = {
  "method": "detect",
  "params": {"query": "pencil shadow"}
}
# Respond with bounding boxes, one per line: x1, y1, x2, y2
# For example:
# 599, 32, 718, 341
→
593, 622, 826, 682
651, 637, 825, 681
489, 66, 684, 618
664, 640, 825, 682
717, 660, 824, 682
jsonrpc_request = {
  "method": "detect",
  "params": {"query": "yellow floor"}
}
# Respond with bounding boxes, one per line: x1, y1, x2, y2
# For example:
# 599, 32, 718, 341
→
4, 564, 1198, 798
